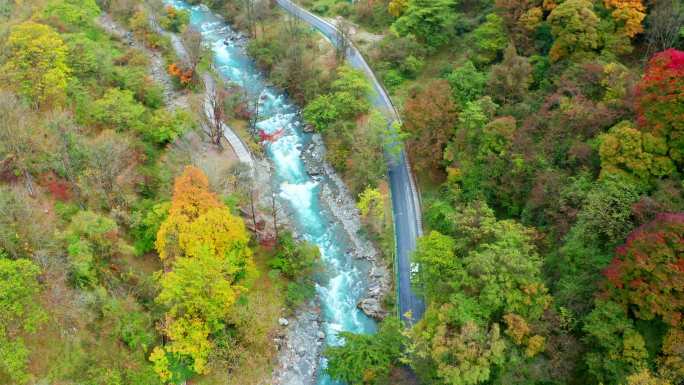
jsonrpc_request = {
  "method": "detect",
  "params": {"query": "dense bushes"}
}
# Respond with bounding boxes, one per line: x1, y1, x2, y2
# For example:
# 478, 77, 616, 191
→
269, 232, 321, 308
303, 66, 371, 131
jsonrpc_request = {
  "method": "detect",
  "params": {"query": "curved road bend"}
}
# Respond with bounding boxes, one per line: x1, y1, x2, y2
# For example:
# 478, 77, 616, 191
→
275, 0, 425, 324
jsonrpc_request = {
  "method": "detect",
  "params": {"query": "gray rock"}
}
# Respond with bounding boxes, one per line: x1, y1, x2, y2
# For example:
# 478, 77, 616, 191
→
357, 298, 388, 321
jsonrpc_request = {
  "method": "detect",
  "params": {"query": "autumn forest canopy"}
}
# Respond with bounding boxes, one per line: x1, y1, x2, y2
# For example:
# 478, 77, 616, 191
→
0, 0, 683, 384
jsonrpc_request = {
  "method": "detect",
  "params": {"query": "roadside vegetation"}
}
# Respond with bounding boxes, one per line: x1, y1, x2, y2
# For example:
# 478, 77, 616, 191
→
0, 0, 320, 384
256, 0, 684, 384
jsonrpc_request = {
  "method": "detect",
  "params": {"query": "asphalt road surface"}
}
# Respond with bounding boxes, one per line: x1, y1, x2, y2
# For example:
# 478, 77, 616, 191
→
275, 0, 425, 324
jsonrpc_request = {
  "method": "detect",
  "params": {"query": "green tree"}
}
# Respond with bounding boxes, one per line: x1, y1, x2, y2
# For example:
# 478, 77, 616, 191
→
392, 0, 458, 48
145, 109, 193, 144
410, 316, 506, 385
63, 33, 112, 80
553, 175, 642, 315
303, 66, 370, 131
487, 44, 532, 104
357, 186, 386, 236
132, 201, 170, 255
41, 0, 100, 30
64, 210, 119, 287
446, 61, 488, 107
347, 110, 388, 193
547, 0, 601, 62
411, 202, 551, 384
583, 300, 649, 384
1, 21, 71, 107
302, 95, 339, 132
599, 120, 676, 182
90, 88, 147, 132
325, 318, 406, 385
0, 257, 47, 384
471, 13, 508, 64
413, 231, 457, 300
269, 232, 320, 282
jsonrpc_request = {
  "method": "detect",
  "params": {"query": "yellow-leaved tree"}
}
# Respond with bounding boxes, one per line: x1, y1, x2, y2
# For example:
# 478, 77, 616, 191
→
0, 21, 70, 108
603, 0, 646, 38
151, 166, 254, 382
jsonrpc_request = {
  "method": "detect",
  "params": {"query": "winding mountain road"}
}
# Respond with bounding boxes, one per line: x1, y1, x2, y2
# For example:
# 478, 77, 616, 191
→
274, 0, 425, 323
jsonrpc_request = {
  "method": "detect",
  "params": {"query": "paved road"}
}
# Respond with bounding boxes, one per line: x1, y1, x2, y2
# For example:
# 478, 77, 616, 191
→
275, 0, 425, 324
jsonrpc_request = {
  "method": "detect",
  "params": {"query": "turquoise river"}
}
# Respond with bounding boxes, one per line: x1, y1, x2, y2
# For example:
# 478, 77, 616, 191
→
166, 1, 378, 384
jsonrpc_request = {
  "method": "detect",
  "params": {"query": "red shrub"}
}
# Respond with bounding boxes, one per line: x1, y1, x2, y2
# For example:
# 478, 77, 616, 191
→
602, 213, 684, 325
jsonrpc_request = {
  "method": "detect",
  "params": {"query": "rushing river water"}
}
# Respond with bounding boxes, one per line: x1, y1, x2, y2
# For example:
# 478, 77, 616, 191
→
165, 1, 377, 383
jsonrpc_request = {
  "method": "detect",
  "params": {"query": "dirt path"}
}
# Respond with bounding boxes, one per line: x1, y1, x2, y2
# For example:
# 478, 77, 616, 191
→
97, 14, 189, 110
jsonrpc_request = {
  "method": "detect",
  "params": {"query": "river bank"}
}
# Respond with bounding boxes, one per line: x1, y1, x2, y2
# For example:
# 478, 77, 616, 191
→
154, 2, 392, 384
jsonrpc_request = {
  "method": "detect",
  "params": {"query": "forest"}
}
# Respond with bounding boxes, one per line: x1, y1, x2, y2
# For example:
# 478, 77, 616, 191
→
0, 0, 682, 384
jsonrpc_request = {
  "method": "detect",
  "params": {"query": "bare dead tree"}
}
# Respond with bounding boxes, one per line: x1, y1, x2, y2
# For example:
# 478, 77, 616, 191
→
0, 92, 39, 196
284, 12, 302, 41
250, 94, 260, 133
50, 114, 84, 208
253, 0, 271, 37
206, 82, 227, 151
243, 0, 256, 38
334, 18, 352, 63
181, 26, 203, 78
269, 186, 281, 243
228, 162, 259, 237
644, 0, 684, 57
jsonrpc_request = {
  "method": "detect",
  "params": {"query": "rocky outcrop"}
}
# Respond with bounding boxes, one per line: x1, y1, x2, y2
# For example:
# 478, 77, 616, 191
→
301, 134, 325, 176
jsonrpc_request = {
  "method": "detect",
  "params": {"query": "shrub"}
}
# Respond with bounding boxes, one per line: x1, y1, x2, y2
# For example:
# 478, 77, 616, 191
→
446, 60, 488, 106
91, 88, 147, 131
285, 281, 316, 309
159, 5, 189, 33
64, 211, 119, 288
400, 55, 424, 78
382, 69, 405, 91
144, 109, 193, 144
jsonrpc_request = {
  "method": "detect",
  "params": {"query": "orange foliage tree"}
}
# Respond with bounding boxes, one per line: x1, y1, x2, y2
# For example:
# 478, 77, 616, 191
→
603, 0, 646, 38
151, 166, 254, 380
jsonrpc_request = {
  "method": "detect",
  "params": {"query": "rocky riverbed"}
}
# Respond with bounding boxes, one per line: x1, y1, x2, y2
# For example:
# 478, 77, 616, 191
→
271, 133, 391, 384
302, 133, 391, 319
271, 301, 324, 385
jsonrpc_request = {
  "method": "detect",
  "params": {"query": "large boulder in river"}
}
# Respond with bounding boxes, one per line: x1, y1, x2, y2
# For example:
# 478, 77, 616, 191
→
357, 298, 387, 321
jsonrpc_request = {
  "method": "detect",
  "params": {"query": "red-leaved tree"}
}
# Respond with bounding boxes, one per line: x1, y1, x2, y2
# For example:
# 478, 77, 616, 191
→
635, 49, 684, 168
603, 213, 684, 326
